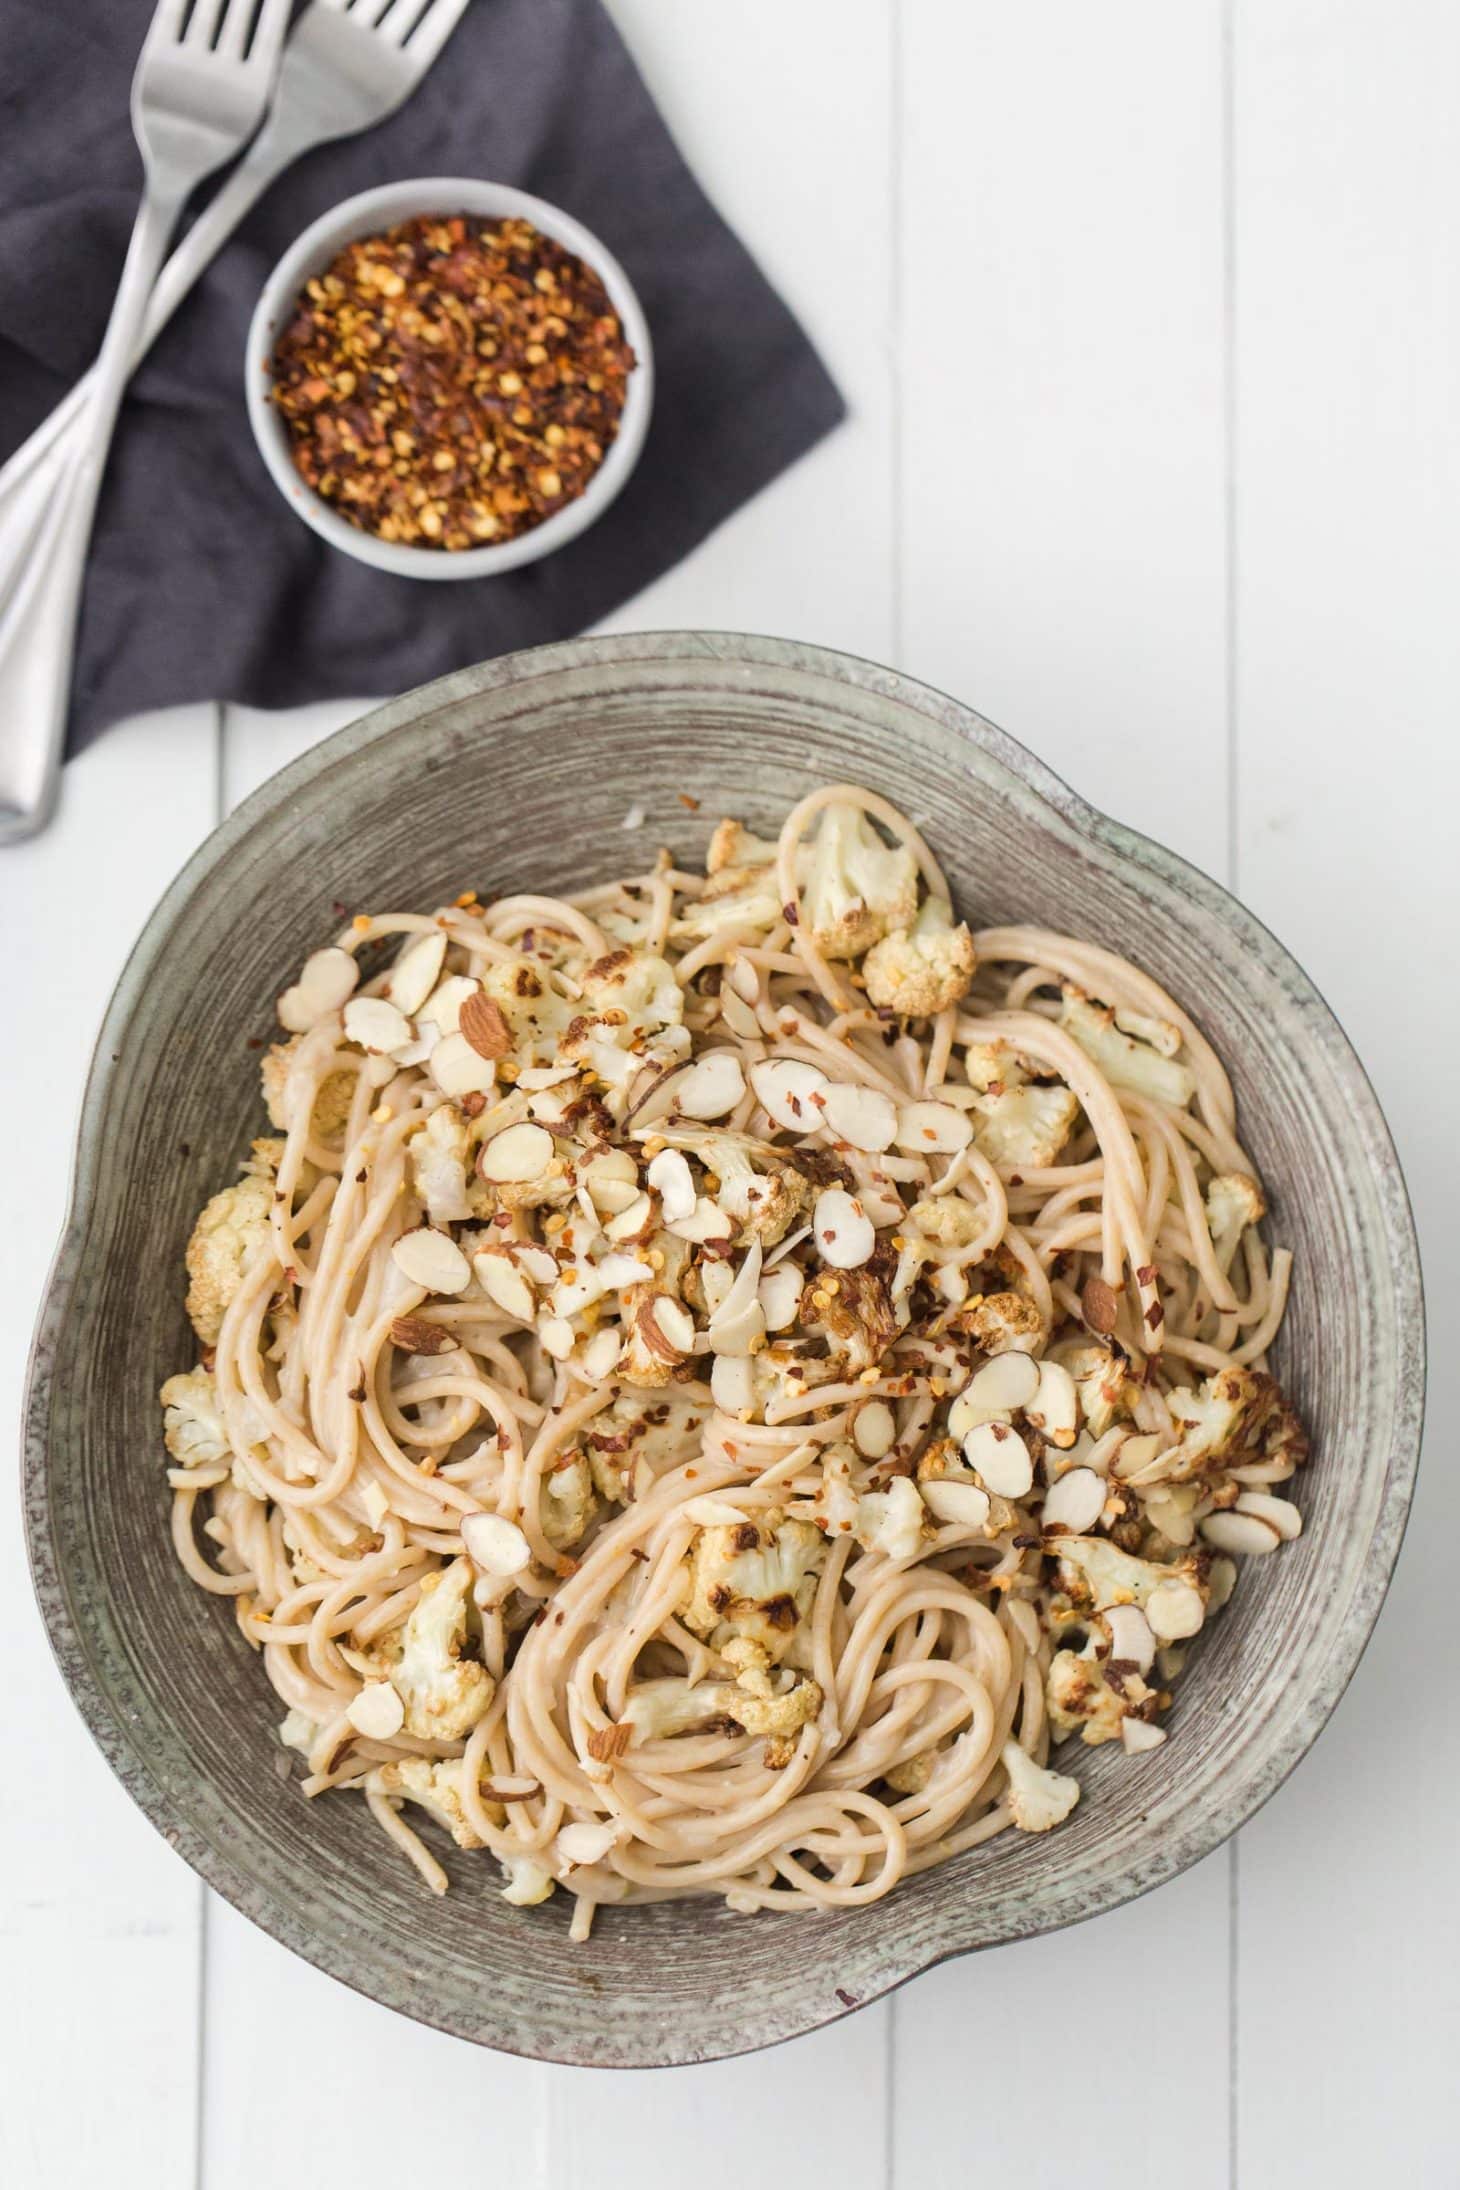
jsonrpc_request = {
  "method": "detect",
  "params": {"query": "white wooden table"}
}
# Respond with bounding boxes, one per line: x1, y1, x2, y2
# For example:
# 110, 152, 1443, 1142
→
4, 5, 1456, 2183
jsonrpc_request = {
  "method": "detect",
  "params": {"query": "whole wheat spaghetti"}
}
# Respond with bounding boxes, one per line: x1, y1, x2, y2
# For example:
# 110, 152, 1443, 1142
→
160, 788, 1306, 1932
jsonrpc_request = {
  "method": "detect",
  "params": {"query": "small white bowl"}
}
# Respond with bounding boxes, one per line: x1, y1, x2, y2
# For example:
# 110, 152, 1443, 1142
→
245, 177, 654, 580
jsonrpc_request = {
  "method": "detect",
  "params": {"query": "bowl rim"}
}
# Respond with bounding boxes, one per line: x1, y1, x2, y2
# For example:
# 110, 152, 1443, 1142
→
23, 632, 1427, 2064
244, 176, 655, 580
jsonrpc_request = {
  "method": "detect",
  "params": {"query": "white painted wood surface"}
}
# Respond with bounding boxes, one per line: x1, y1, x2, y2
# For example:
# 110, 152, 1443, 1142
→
3, 5, 1453, 2184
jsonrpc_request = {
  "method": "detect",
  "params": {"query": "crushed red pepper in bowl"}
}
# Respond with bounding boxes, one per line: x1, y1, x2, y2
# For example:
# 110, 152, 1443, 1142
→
269, 214, 636, 552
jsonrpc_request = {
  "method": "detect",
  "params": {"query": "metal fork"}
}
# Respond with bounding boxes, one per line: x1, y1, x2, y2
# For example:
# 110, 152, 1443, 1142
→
0, 0, 471, 527
0, 0, 291, 844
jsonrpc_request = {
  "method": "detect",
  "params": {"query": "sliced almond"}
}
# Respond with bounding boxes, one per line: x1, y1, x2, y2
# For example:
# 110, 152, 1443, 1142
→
813, 1187, 875, 1270
1145, 1578, 1206, 1639
461, 1510, 532, 1575
430, 1030, 496, 1097
683, 1494, 751, 1527
597, 1253, 656, 1291
389, 932, 447, 1016
528, 1086, 576, 1127
852, 1400, 897, 1459
473, 1251, 535, 1323
718, 987, 761, 1040
646, 1296, 695, 1357
420, 975, 480, 1036
480, 1121, 555, 1184
921, 1479, 992, 1529
1112, 1431, 1164, 1481
1041, 1465, 1105, 1534
347, 1681, 405, 1739
556, 1821, 618, 1867
821, 1082, 898, 1152
581, 1326, 623, 1381
647, 1147, 697, 1222
1120, 1718, 1167, 1754
894, 1100, 973, 1154
750, 1057, 828, 1132
1103, 1603, 1156, 1673
667, 1197, 735, 1245
516, 1245, 560, 1286
582, 1149, 640, 1215
961, 1420, 1034, 1499
1199, 1510, 1282, 1557
391, 1227, 471, 1294
758, 1264, 803, 1332
1233, 1491, 1302, 1541
538, 1316, 576, 1360
1206, 1555, 1239, 1611
460, 988, 513, 1060
388, 1314, 459, 1356
1027, 1359, 1078, 1448
725, 956, 760, 1004
711, 1354, 756, 1414
601, 1191, 652, 1244
344, 996, 413, 1054
675, 1049, 746, 1120
948, 1350, 1040, 1438
518, 1063, 578, 1090
279, 946, 358, 1032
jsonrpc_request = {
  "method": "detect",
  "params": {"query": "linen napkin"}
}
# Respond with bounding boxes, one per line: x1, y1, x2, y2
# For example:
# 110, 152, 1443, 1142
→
0, 0, 845, 756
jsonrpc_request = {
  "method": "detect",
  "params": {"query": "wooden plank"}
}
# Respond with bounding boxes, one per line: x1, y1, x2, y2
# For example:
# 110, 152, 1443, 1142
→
893, 9, 1234, 2185
1230, 7, 1460, 2183
0, 707, 218, 2190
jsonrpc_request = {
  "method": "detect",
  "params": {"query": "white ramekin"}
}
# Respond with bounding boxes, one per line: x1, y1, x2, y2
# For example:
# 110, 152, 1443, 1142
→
245, 177, 654, 580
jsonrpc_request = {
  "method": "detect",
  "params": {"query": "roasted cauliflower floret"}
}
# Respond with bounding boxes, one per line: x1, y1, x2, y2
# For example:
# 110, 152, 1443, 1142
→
1163, 1366, 1307, 1481
411, 1102, 489, 1226
541, 1452, 598, 1551
1062, 1342, 1139, 1435
799, 801, 919, 959
477, 954, 576, 1067
973, 1084, 1080, 1170
561, 946, 684, 1062
863, 895, 976, 1016
854, 1474, 927, 1560
1047, 1644, 1155, 1747
965, 1039, 1030, 1093
1059, 987, 1196, 1109
498, 1851, 556, 1906
622, 1659, 822, 1747
1001, 1739, 1081, 1831
651, 1126, 814, 1249
682, 1509, 826, 1661
1205, 1172, 1266, 1277
957, 1289, 1045, 1355
908, 1194, 984, 1247
706, 818, 782, 875
184, 1139, 282, 1344
672, 865, 787, 943
367, 1758, 484, 1849
1049, 1534, 1210, 1645
387, 1560, 493, 1740
800, 1245, 904, 1376
583, 1391, 706, 1503
159, 1366, 228, 1471
261, 1037, 355, 1139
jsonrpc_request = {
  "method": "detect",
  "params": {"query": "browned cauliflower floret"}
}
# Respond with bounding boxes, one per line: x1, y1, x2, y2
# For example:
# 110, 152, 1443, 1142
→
1047, 1643, 1157, 1747
799, 1243, 904, 1375
799, 802, 919, 959
1064, 1342, 1139, 1435
1204, 1173, 1266, 1276
652, 1126, 814, 1249
908, 1194, 985, 1247
560, 946, 684, 1067
386, 1560, 493, 1740
682, 1509, 826, 1662
706, 818, 782, 875
1163, 1367, 1308, 1482
1059, 986, 1196, 1108
159, 1365, 228, 1470
956, 1290, 1045, 1355
862, 896, 976, 1016
583, 1391, 706, 1504
261, 1037, 355, 1140
366, 1758, 484, 1849
1000, 1739, 1081, 1831
184, 1139, 283, 1344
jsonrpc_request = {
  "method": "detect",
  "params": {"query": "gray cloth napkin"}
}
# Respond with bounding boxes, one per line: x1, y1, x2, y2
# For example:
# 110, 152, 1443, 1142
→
0, 0, 845, 756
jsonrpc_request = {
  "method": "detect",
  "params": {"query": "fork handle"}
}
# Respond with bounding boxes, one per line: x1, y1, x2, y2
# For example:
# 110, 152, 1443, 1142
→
0, 187, 184, 843
0, 106, 316, 516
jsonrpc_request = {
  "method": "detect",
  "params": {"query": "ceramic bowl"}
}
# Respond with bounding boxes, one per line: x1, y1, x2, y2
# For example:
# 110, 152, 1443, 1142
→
25, 634, 1424, 2066
245, 178, 654, 579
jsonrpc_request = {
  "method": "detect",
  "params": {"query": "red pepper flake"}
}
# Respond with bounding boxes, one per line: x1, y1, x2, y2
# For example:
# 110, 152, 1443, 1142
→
783, 901, 799, 925
678, 792, 701, 811
1136, 1263, 1159, 1286
1145, 1297, 1165, 1329
271, 214, 635, 551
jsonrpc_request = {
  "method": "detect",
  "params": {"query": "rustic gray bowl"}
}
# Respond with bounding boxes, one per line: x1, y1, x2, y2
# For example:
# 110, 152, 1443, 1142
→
25, 633, 1423, 2067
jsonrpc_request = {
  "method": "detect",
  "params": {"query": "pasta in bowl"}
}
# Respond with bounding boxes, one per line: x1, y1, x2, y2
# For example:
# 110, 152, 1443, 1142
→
161, 782, 1306, 1938
27, 634, 1420, 2063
